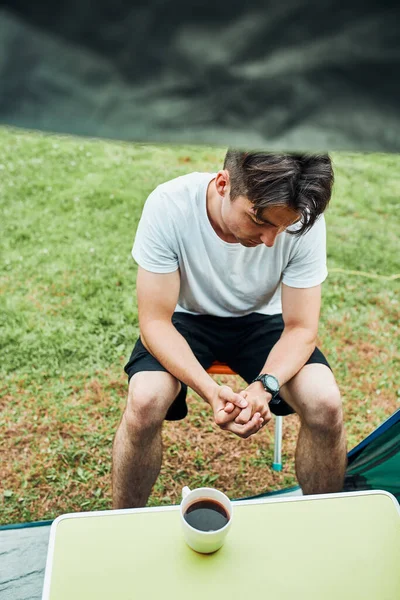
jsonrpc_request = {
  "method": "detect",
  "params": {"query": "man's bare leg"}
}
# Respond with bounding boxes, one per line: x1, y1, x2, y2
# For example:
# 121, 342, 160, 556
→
294, 414, 347, 494
112, 371, 181, 509
280, 364, 347, 494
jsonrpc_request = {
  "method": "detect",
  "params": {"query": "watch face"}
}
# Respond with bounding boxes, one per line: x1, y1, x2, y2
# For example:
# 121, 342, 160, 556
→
265, 375, 279, 392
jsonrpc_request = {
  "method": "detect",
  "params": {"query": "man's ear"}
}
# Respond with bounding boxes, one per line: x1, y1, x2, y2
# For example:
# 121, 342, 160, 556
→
215, 169, 230, 197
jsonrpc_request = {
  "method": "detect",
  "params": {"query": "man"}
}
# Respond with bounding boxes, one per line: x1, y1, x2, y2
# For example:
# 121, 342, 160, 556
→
112, 150, 347, 509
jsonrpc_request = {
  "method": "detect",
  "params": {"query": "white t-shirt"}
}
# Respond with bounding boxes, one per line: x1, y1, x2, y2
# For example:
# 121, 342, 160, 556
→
132, 172, 328, 317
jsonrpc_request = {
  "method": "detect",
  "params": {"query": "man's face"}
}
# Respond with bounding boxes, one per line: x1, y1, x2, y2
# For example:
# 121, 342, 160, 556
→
221, 194, 300, 248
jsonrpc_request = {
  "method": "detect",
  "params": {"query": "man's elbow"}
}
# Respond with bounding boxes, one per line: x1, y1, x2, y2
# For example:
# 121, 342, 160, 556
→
283, 323, 318, 347
139, 316, 173, 349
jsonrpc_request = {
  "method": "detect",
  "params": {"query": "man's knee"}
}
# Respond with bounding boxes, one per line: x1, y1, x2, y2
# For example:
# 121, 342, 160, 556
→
123, 374, 179, 433
301, 385, 343, 435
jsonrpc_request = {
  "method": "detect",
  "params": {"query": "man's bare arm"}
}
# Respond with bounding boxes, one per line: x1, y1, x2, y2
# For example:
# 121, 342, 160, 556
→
260, 282, 322, 386
232, 283, 322, 426
136, 266, 248, 419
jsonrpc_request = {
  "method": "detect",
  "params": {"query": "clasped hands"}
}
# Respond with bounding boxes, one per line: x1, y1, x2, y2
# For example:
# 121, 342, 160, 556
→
211, 382, 272, 439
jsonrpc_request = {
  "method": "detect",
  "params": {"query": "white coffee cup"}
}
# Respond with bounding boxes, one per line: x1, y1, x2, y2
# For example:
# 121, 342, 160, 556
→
180, 486, 233, 554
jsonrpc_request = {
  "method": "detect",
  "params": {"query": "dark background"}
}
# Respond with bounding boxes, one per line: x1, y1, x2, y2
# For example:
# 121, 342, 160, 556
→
0, 0, 399, 151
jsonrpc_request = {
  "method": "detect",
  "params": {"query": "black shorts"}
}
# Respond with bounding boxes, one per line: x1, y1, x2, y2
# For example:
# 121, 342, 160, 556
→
124, 312, 331, 421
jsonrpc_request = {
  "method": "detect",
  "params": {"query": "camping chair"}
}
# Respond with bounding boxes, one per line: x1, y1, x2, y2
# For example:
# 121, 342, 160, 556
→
207, 361, 283, 471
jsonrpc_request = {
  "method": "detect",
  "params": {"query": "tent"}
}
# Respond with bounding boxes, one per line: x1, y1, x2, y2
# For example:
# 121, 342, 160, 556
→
1, 410, 399, 599
0, 0, 399, 153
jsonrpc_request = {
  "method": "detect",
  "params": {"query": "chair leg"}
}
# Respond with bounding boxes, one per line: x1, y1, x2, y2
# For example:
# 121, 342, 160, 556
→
273, 415, 283, 471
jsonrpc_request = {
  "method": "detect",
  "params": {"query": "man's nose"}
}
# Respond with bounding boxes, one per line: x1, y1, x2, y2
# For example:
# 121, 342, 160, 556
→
261, 229, 279, 247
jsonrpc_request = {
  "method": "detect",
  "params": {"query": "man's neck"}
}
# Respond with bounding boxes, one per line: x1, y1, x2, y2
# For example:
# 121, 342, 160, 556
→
206, 179, 236, 243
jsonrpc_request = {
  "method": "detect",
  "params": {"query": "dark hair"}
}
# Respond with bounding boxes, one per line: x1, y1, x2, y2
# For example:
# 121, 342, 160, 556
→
223, 150, 334, 235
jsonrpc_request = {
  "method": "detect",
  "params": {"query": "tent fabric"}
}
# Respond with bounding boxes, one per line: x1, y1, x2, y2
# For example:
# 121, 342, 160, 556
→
1, 411, 399, 598
0, 0, 399, 152
344, 409, 400, 500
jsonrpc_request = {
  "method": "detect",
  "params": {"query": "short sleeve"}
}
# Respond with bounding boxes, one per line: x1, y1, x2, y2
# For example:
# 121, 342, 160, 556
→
281, 216, 328, 288
132, 188, 179, 273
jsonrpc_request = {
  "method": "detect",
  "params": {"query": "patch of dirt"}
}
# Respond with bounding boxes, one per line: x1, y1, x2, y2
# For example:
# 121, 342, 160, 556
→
1, 337, 398, 523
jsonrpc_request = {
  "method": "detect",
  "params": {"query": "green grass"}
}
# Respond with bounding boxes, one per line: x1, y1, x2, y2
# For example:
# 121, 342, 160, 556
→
0, 127, 399, 524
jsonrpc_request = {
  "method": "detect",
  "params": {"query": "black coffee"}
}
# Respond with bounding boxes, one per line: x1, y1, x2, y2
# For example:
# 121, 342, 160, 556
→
184, 499, 229, 532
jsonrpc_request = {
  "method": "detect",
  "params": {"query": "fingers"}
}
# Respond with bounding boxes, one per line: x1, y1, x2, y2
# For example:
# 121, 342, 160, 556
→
234, 398, 272, 426
219, 386, 248, 410
260, 400, 272, 423
224, 390, 248, 414
263, 407, 272, 424
241, 412, 264, 438
223, 412, 264, 439
234, 405, 252, 424
215, 405, 242, 426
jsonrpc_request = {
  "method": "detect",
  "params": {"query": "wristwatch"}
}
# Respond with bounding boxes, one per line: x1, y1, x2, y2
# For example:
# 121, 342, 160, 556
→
252, 373, 280, 399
